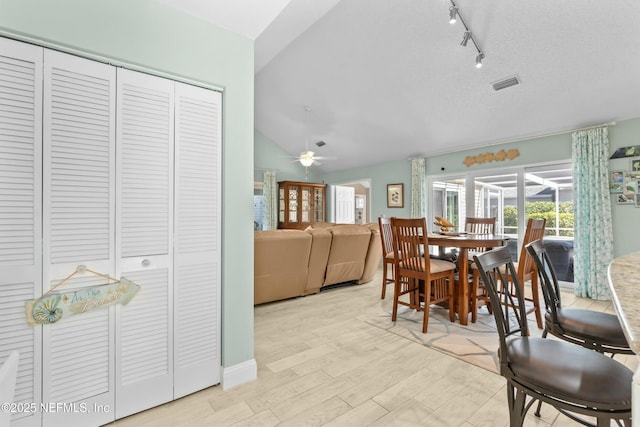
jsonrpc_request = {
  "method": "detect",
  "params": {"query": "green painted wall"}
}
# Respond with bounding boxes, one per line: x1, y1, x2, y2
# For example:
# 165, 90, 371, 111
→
254, 129, 319, 182
0, 0, 255, 368
425, 132, 572, 175
322, 160, 411, 220
319, 118, 640, 259
608, 119, 640, 257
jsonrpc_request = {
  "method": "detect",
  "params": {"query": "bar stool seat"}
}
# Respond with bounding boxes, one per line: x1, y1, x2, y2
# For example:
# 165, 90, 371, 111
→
550, 308, 630, 350
507, 336, 631, 411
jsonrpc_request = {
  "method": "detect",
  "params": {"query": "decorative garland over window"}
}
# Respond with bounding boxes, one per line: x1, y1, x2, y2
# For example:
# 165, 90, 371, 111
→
463, 148, 520, 167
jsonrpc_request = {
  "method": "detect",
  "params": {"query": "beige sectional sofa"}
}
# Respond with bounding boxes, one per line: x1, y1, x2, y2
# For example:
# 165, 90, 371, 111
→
254, 223, 382, 305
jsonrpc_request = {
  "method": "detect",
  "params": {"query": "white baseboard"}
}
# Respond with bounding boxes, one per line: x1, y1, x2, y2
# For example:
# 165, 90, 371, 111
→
220, 358, 257, 390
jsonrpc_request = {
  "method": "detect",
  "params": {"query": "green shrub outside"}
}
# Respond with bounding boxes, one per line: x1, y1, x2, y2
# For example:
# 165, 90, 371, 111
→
503, 202, 574, 237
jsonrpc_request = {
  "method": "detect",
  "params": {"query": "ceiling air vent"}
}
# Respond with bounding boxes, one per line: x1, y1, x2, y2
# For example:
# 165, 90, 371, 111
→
315, 141, 326, 147
492, 75, 521, 92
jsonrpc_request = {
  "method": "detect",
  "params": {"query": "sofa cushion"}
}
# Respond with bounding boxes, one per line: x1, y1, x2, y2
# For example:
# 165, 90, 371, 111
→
254, 230, 311, 305
324, 225, 372, 286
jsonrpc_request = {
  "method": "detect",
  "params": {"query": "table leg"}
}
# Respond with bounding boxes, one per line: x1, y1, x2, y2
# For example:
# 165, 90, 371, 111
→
457, 248, 469, 325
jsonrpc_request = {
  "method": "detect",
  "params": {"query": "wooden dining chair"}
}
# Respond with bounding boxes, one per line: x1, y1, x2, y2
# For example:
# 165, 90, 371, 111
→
390, 217, 456, 333
471, 218, 546, 328
464, 216, 496, 260
473, 247, 632, 427
378, 216, 395, 299
465, 216, 496, 235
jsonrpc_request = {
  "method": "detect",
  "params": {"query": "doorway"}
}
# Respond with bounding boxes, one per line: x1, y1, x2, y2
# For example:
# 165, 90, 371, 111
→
331, 179, 371, 224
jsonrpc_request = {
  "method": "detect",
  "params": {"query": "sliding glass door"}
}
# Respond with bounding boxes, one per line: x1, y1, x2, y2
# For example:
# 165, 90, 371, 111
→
429, 161, 574, 281
432, 177, 466, 228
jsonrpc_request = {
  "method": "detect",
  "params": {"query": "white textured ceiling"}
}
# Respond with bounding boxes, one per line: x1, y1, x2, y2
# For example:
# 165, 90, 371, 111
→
160, 0, 640, 173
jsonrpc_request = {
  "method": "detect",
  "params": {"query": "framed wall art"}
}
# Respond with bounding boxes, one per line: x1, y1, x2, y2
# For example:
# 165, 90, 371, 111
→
610, 170, 624, 193
387, 183, 404, 208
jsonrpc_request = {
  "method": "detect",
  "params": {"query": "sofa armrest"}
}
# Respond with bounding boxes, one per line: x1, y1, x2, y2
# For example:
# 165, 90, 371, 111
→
254, 230, 311, 305
358, 228, 382, 284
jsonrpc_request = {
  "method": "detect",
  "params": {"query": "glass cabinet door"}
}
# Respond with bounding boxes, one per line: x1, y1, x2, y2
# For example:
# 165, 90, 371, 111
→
288, 185, 298, 223
279, 187, 285, 223
301, 187, 310, 223
314, 187, 324, 222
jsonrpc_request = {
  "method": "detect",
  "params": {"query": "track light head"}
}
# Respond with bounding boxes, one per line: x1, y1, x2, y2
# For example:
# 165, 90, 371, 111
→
460, 31, 472, 47
449, 6, 458, 24
475, 53, 485, 68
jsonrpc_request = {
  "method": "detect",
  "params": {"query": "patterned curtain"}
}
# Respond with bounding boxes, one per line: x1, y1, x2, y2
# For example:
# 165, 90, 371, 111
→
410, 157, 426, 218
263, 171, 278, 230
572, 126, 613, 299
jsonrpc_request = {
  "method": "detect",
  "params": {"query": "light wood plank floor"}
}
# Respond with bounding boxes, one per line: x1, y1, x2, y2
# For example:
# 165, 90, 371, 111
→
110, 268, 636, 427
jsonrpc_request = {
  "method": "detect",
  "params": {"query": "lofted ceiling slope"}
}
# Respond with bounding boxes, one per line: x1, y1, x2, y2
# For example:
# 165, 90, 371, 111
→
158, 0, 640, 173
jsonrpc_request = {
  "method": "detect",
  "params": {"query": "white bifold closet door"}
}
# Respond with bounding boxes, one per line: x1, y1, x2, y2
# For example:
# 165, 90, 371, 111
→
1, 37, 221, 427
0, 37, 43, 427
115, 68, 174, 418
173, 83, 222, 398
42, 50, 116, 427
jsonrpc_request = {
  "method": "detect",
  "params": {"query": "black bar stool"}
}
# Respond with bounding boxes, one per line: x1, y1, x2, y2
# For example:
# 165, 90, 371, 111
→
474, 246, 631, 427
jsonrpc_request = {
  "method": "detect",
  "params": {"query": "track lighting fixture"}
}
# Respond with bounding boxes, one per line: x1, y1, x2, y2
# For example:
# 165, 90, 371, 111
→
448, 0, 485, 69
460, 31, 472, 47
449, 6, 458, 24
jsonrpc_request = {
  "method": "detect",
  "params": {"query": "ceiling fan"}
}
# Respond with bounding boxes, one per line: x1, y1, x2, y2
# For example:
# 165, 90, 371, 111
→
294, 106, 332, 170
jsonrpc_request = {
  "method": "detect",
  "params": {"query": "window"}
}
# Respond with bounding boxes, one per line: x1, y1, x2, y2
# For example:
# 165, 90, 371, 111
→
253, 181, 264, 230
429, 161, 574, 281
432, 177, 465, 226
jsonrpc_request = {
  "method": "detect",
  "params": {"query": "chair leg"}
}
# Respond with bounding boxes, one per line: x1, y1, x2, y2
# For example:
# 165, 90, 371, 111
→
391, 278, 400, 322
471, 270, 479, 323
507, 383, 528, 427
448, 274, 455, 323
596, 416, 615, 427
534, 400, 542, 417
422, 281, 431, 333
531, 275, 543, 329
381, 262, 388, 299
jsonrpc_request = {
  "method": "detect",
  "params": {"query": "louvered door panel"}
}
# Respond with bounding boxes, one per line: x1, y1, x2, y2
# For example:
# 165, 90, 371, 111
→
174, 83, 221, 398
47, 64, 112, 264
0, 38, 42, 427
118, 69, 172, 257
42, 49, 115, 427
115, 68, 173, 418
48, 277, 111, 402
120, 269, 170, 385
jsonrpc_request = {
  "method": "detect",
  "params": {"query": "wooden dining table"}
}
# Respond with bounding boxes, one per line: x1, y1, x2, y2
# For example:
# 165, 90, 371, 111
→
427, 233, 509, 325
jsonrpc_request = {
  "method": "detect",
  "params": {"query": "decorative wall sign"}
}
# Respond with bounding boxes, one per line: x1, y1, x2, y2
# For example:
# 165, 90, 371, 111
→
463, 148, 520, 167
25, 266, 140, 326
610, 145, 640, 159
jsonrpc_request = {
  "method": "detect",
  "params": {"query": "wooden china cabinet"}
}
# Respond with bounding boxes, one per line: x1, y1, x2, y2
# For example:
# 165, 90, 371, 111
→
278, 181, 327, 229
